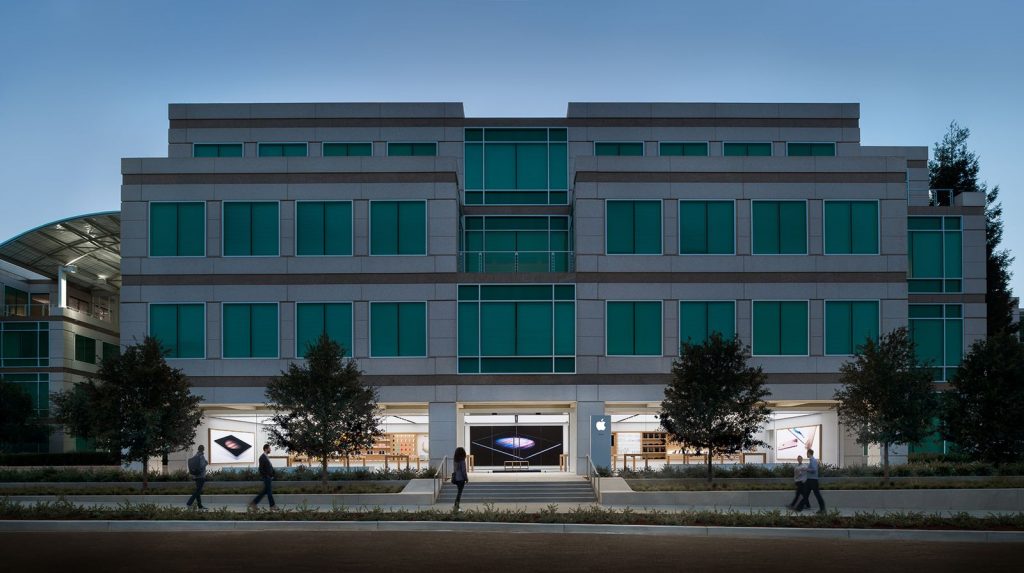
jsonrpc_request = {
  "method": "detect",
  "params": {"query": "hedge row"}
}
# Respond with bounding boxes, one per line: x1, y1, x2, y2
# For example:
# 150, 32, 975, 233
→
615, 461, 1024, 480
0, 452, 120, 467
0, 466, 436, 483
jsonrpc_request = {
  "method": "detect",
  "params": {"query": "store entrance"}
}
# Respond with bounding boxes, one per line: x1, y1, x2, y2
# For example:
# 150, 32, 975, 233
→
463, 413, 570, 474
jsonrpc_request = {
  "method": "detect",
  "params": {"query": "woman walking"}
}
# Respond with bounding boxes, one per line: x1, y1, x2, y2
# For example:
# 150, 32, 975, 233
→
452, 447, 469, 512
787, 454, 806, 510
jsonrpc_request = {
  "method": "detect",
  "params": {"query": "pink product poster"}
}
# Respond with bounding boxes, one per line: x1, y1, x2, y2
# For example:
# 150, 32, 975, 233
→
775, 425, 821, 461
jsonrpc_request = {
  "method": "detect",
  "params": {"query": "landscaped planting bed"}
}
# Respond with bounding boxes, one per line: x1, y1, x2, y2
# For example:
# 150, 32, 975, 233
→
0, 466, 434, 483
0, 482, 404, 495
626, 478, 1024, 491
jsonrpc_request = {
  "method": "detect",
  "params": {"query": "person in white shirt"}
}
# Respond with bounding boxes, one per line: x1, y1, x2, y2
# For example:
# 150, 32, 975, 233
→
795, 448, 826, 514
787, 455, 806, 510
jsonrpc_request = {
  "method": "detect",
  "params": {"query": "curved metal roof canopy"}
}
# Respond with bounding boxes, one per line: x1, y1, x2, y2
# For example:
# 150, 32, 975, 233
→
0, 211, 120, 291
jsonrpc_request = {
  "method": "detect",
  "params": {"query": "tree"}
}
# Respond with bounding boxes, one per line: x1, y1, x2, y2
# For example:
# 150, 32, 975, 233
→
0, 380, 50, 452
940, 333, 1024, 463
929, 121, 1016, 335
834, 328, 937, 479
264, 334, 382, 485
659, 333, 771, 482
52, 337, 203, 488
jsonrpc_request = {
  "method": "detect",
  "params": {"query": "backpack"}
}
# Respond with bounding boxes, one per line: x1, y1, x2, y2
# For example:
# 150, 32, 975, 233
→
187, 453, 203, 476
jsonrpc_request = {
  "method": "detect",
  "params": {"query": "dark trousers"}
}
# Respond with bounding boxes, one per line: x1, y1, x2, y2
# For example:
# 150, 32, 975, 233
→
187, 477, 205, 507
252, 477, 275, 507
788, 481, 805, 508
453, 480, 466, 509
797, 478, 825, 511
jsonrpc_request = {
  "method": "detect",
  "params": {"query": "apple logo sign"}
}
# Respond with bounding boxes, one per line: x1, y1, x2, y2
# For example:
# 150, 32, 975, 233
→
595, 419, 607, 432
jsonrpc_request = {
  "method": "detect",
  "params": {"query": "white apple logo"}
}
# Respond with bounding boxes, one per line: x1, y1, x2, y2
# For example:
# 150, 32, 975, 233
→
595, 419, 607, 432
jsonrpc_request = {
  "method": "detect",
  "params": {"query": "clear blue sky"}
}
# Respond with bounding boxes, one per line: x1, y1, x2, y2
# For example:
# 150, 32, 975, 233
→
1, 0, 1021, 294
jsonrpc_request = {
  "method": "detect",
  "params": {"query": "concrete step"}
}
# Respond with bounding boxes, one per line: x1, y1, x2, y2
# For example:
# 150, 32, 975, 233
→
438, 481, 596, 503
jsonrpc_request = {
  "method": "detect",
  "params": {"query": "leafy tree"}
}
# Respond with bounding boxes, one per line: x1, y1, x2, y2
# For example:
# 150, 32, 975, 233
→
834, 328, 937, 479
52, 337, 203, 488
941, 332, 1024, 463
0, 380, 50, 452
660, 333, 771, 482
264, 335, 382, 484
929, 121, 1016, 335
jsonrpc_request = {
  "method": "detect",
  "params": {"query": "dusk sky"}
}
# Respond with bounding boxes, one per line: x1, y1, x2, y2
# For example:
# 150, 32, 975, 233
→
1, 0, 1021, 294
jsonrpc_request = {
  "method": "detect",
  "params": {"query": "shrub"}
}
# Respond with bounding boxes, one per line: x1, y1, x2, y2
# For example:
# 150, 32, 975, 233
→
0, 452, 120, 466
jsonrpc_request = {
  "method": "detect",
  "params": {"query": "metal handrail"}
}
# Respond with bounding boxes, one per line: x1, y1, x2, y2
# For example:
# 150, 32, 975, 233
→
432, 455, 449, 502
2, 304, 50, 318
459, 250, 575, 273
586, 455, 601, 503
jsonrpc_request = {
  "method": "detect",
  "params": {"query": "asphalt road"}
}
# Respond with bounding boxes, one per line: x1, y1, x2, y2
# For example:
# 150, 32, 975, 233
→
2, 531, 1022, 572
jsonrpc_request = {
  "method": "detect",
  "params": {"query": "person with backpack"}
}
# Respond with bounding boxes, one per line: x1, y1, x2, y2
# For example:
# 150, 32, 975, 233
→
186, 444, 208, 510
248, 444, 277, 510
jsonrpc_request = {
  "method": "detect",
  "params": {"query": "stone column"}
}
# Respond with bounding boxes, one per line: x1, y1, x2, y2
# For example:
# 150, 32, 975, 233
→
428, 401, 457, 470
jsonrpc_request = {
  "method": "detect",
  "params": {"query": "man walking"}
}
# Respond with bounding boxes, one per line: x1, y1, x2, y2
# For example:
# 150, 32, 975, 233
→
795, 448, 826, 514
186, 444, 208, 510
248, 444, 277, 510
786, 454, 806, 510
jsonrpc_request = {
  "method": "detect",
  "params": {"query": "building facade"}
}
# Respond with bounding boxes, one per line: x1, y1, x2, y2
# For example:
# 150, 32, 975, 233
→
116, 102, 985, 472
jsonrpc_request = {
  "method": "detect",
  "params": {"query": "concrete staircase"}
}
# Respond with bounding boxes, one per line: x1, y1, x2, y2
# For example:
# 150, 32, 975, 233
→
437, 479, 596, 504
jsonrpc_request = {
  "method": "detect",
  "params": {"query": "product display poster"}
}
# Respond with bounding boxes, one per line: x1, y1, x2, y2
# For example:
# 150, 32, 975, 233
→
210, 429, 256, 464
469, 425, 563, 466
775, 425, 821, 461
416, 434, 429, 459
615, 432, 642, 454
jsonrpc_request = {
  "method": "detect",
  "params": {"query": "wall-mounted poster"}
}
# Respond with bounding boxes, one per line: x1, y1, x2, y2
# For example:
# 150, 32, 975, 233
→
416, 434, 429, 460
210, 429, 256, 464
775, 425, 822, 461
615, 433, 642, 454
469, 425, 563, 466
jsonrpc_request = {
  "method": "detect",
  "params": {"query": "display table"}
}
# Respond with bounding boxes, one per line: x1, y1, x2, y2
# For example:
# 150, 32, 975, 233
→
559, 453, 570, 472
504, 460, 530, 470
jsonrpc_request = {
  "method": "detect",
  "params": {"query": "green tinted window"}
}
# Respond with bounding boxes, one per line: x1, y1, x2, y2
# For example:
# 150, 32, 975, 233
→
223, 202, 279, 256
825, 301, 879, 355
461, 216, 572, 273
607, 301, 662, 356
607, 200, 661, 254
753, 301, 807, 355
595, 142, 643, 156
724, 142, 772, 156
322, 142, 371, 157
370, 201, 426, 255
102, 342, 120, 362
752, 201, 806, 254
74, 334, 96, 364
150, 202, 205, 257
465, 128, 567, 205
909, 304, 963, 381
787, 143, 836, 157
660, 142, 708, 157
296, 201, 352, 256
149, 304, 204, 358
296, 303, 352, 357
679, 201, 734, 254
222, 303, 277, 358
909, 217, 962, 293
0, 322, 48, 368
388, 142, 437, 156
824, 201, 878, 254
258, 143, 308, 157
679, 301, 736, 346
370, 302, 426, 357
193, 144, 243, 158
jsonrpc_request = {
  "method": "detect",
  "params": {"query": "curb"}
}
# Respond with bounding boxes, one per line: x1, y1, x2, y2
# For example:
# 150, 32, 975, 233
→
0, 520, 1021, 542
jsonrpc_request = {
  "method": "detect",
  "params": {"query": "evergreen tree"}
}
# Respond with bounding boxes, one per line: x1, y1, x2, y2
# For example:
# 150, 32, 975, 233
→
660, 333, 771, 482
52, 337, 203, 488
929, 121, 1016, 334
834, 328, 937, 479
264, 335, 382, 484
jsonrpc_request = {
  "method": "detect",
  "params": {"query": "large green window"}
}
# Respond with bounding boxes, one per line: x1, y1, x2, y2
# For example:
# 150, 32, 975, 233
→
102, 342, 120, 362
679, 201, 734, 254
1, 373, 49, 417
458, 284, 575, 374
606, 301, 662, 356
370, 302, 426, 357
258, 143, 308, 157
752, 201, 807, 255
595, 142, 643, 156
222, 303, 278, 358
370, 201, 426, 255
0, 322, 48, 367
908, 217, 962, 293
679, 301, 736, 346
787, 143, 836, 157
724, 142, 772, 156
193, 143, 243, 158
388, 142, 437, 156
909, 304, 963, 381
462, 216, 572, 272
752, 301, 808, 355
660, 142, 708, 157
296, 303, 352, 358
150, 202, 205, 257
464, 128, 568, 205
296, 201, 352, 256
149, 304, 205, 358
824, 301, 879, 355
322, 142, 372, 157
824, 201, 878, 255
74, 334, 97, 364
223, 202, 279, 256
606, 200, 662, 254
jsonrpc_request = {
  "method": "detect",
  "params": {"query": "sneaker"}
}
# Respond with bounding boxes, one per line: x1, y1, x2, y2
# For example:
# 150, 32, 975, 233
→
197, 506, 206, 510
247, 503, 257, 511
270, 505, 279, 511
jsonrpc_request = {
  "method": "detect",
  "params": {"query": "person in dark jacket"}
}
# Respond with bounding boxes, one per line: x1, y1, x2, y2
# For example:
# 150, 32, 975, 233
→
452, 447, 469, 512
186, 444, 208, 510
248, 444, 277, 510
